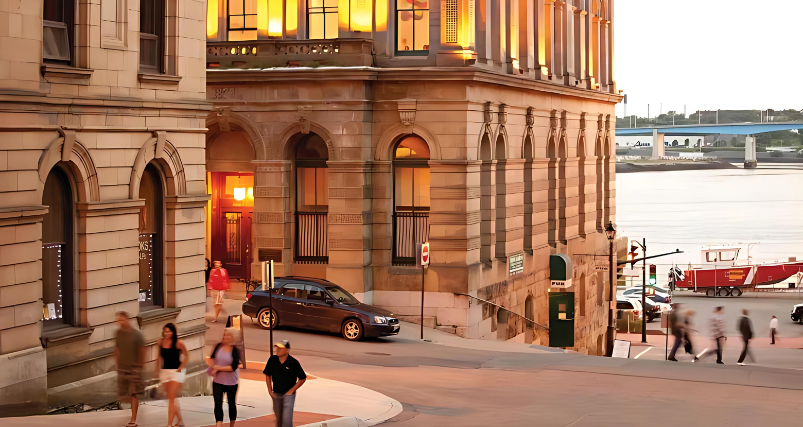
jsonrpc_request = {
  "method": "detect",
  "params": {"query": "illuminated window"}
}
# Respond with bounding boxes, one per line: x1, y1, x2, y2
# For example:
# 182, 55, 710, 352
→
393, 135, 430, 264
295, 134, 329, 263
229, 0, 258, 41
42, 164, 75, 328
138, 163, 165, 310
308, 0, 339, 39
396, 0, 429, 53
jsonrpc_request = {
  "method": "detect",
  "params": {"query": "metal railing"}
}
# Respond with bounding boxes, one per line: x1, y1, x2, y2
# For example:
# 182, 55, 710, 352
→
392, 211, 429, 265
454, 292, 550, 331
295, 212, 328, 264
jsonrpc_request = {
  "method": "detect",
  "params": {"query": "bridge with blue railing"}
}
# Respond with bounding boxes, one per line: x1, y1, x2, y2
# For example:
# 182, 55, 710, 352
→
615, 122, 803, 168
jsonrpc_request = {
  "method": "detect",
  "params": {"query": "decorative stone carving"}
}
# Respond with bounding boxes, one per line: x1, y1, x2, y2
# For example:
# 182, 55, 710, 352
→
526, 107, 535, 127
397, 99, 416, 132
580, 112, 586, 130
215, 107, 231, 131
497, 104, 507, 125
484, 102, 493, 125
298, 105, 312, 134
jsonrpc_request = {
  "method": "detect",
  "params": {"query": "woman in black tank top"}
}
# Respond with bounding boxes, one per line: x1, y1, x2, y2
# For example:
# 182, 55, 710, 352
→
158, 323, 188, 427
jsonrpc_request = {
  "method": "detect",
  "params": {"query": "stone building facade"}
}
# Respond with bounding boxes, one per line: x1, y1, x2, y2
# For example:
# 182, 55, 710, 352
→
205, 0, 620, 353
0, 0, 209, 415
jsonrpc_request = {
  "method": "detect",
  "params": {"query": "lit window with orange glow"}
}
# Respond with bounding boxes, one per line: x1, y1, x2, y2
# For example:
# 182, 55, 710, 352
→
349, 0, 372, 32
375, 0, 388, 31
207, 0, 219, 39
228, 0, 258, 41
397, 0, 429, 53
308, 0, 339, 39
268, 0, 283, 36
286, 0, 298, 36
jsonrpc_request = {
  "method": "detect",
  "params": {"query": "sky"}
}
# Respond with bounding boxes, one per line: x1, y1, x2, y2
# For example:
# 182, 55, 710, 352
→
614, 0, 803, 119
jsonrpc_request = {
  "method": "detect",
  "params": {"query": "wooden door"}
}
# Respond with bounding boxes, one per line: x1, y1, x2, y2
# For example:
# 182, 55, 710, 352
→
210, 172, 253, 280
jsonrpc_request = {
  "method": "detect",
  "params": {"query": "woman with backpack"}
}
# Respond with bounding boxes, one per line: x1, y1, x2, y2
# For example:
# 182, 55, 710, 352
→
207, 328, 241, 427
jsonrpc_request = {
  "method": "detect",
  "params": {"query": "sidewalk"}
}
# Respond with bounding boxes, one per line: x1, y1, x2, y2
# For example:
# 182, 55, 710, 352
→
5, 376, 401, 427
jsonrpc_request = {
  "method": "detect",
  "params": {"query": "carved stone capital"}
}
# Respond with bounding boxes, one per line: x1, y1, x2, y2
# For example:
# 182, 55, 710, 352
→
526, 107, 535, 127
497, 104, 507, 125
397, 99, 416, 132
215, 107, 231, 131
484, 102, 493, 125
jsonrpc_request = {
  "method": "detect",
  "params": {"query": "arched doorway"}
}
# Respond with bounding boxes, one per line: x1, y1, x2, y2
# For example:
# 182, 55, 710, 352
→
392, 135, 430, 265
294, 133, 329, 263
207, 128, 255, 279
479, 133, 493, 262
496, 308, 509, 340
138, 162, 165, 309
42, 164, 76, 328
524, 295, 535, 343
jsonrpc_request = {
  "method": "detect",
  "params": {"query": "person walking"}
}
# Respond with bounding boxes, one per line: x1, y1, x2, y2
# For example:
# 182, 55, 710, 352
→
770, 315, 778, 345
208, 260, 231, 322
207, 328, 241, 427
114, 311, 146, 427
737, 309, 755, 366
683, 310, 699, 362
667, 304, 685, 361
263, 340, 307, 427
698, 306, 726, 364
158, 323, 189, 427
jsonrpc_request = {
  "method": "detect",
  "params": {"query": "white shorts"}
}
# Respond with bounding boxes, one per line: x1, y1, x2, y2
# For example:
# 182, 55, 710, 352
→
213, 290, 225, 305
159, 368, 186, 384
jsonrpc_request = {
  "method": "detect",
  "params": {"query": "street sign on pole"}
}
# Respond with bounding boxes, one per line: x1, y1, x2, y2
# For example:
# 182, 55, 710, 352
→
416, 242, 429, 340
262, 260, 274, 355
418, 242, 430, 267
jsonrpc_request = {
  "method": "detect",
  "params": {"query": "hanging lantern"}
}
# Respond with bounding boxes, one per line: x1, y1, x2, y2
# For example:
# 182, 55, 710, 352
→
233, 187, 246, 201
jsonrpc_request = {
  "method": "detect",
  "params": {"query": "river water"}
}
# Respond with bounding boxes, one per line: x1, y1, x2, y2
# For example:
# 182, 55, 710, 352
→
616, 163, 803, 280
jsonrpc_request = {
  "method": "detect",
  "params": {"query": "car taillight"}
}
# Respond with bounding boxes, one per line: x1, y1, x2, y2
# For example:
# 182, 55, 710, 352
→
246, 293, 252, 300
634, 310, 639, 317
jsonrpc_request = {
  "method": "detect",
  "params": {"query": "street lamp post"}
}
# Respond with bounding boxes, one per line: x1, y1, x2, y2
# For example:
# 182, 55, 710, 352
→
604, 221, 616, 357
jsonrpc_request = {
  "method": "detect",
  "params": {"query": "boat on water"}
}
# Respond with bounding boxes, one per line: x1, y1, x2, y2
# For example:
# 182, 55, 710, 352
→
670, 244, 803, 297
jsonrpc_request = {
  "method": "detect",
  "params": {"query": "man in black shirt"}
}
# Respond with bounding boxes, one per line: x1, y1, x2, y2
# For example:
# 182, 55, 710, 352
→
263, 340, 307, 427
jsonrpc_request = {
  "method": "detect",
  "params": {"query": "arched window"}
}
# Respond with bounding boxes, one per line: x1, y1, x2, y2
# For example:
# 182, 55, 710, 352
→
392, 135, 430, 265
42, 164, 76, 328
139, 162, 165, 309
547, 136, 558, 245
295, 133, 329, 263
479, 133, 493, 262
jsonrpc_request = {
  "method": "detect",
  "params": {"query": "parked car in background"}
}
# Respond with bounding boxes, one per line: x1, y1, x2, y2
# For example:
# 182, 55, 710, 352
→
616, 298, 642, 320
623, 295, 665, 322
791, 303, 803, 323
621, 286, 672, 304
242, 276, 400, 341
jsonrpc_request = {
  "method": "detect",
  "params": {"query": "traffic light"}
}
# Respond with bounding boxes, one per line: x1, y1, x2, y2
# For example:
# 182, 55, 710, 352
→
649, 264, 657, 285
628, 245, 639, 265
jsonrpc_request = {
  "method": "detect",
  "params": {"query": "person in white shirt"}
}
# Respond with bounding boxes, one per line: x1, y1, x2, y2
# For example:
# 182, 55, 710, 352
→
698, 306, 726, 364
770, 315, 779, 345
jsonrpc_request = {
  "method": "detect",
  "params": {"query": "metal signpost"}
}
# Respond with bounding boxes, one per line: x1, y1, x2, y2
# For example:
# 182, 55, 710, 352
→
262, 260, 274, 355
416, 242, 430, 340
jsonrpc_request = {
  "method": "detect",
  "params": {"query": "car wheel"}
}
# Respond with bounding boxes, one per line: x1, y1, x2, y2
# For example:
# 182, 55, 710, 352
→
718, 287, 730, 297
731, 287, 743, 297
706, 288, 716, 297
342, 319, 364, 341
257, 308, 278, 330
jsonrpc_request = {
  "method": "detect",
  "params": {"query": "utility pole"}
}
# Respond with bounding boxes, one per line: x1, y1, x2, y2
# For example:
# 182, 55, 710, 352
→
698, 110, 701, 125
648, 105, 650, 125
641, 238, 648, 344
716, 109, 719, 124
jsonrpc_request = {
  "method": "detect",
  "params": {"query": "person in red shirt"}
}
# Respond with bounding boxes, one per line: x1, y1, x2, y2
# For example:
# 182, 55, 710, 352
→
208, 261, 230, 322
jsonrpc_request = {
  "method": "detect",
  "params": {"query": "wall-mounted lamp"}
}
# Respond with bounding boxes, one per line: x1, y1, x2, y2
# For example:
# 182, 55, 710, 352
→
233, 187, 246, 201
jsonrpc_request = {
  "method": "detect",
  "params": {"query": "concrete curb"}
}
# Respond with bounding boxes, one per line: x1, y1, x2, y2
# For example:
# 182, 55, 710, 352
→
301, 416, 366, 427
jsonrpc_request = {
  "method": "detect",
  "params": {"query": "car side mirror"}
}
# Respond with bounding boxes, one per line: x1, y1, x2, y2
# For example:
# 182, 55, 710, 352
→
325, 297, 335, 305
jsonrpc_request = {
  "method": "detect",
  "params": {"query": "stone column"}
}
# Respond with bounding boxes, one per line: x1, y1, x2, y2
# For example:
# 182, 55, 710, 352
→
496, 159, 524, 257
519, 0, 536, 77
651, 129, 665, 159
491, 0, 505, 69
589, 13, 600, 89
326, 161, 373, 298
547, 156, 560, 246
543, 0, 555, 79
370, 161, 392, 286
164, 195, 209, 331
253, 160, 291, 276
480, 160, 497, 262
607, 0, 616, 93
561, 155, 579, 241
528, 159, 549, 250
600, 19, 610, 92
476, 0, 494, 66
561, 1, 575, 85
76, 200, 141, 326
503, 0, 518, 74
744, 135, 758, 168
574, 7, 587, 87
552, 0, 563, 79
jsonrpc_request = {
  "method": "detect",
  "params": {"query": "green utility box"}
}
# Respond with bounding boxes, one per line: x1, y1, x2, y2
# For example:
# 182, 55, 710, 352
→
549, 292, 575, 347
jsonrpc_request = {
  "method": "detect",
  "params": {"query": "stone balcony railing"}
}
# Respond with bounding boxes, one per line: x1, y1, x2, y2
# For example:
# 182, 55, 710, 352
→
207, 38, 374, 69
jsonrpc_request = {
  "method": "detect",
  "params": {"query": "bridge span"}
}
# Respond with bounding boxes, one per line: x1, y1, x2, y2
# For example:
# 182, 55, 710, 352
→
615, 122, 803, 167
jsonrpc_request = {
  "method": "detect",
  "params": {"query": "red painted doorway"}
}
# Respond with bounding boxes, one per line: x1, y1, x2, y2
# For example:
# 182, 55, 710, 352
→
210, 172, 253, 279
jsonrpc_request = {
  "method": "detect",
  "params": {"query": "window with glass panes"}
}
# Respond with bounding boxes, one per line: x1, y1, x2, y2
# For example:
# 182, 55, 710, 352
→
308, 0, 338, 39
396, 0, 429, 53
43, 0, 74, 63
140, 0, 164, 72
228, 0, 258, 41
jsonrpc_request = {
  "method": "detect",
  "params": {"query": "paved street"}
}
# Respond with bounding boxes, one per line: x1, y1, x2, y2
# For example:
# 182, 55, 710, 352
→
214, 298, 803, 426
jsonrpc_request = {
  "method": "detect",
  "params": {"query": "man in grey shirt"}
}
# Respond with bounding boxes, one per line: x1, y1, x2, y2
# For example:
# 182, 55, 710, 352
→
114, 311, 146, 427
